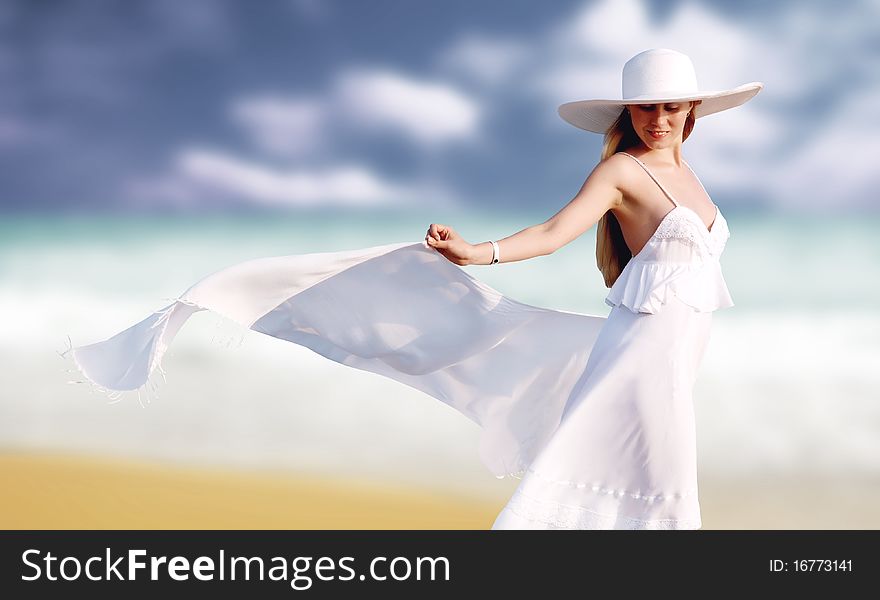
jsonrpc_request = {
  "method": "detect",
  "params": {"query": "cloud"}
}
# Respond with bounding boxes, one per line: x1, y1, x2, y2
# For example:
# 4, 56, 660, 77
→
435, 32, 531, 87
131, 63, 480, 210
332, 68, 481, 145
137, 62, 482, 210
127, 147, 458, 209
764, 83, 880, 211
141, 65, 481, 208
230, 95, 328, 158
228, 66, 482, 160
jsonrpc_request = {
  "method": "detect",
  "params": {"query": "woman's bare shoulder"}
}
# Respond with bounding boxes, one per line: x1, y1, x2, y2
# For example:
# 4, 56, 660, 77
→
599, 151, 640, 170
590, 152, 642, 188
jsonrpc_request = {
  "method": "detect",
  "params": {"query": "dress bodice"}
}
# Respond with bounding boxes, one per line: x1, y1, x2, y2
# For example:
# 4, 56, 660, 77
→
604, 153, 734, 315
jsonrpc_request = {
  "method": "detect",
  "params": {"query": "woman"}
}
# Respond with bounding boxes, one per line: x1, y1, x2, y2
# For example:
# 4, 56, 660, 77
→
64, 49, 762, 530
427, 48, 763, 529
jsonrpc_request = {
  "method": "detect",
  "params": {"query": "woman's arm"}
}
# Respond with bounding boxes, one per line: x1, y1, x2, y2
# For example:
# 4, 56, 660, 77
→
466, 155, 625, 265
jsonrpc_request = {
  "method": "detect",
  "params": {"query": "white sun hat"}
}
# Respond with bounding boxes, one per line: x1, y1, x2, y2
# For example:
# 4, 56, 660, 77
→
558, 48, 763, 134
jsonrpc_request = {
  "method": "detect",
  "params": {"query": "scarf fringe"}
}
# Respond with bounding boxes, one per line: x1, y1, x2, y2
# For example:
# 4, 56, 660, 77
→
57, 334, 167, 408
59, 296, 250, 407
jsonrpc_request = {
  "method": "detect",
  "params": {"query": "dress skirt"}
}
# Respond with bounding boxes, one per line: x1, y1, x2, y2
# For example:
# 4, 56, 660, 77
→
492, 294, 713, 530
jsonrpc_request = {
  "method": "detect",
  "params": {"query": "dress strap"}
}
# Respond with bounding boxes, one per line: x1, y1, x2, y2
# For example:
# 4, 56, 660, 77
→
682, 160, 712, 201
617, 152, 680, 208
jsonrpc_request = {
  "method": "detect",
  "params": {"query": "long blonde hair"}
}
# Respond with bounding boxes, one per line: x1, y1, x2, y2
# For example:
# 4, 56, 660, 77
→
595, 103, 697, 287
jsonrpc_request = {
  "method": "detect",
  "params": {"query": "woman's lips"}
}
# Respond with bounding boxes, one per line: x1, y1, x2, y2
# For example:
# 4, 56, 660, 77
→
648, 130, 669, 139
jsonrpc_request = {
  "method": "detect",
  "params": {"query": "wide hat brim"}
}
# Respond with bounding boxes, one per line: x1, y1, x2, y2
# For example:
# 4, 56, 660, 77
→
558, 82, 764, 134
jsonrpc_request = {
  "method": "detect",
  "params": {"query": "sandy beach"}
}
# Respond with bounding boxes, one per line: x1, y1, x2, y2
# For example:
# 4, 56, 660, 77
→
2, 451, 878, 529
0, 451, 503, 529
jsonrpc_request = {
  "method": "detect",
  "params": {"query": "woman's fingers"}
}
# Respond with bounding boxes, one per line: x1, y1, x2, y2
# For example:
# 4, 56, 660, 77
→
426, 223, 449, 241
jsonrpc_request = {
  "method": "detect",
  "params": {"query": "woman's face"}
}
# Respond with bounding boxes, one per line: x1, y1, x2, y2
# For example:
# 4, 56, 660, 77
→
627, 101, 697, 150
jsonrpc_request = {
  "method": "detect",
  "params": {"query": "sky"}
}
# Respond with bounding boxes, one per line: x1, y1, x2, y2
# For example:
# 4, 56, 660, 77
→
1, 0, 878, 214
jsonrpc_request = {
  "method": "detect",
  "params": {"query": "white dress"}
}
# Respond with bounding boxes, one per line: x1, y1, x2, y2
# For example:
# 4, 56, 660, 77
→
64, 152, 733, 531
491, 152, 732, 529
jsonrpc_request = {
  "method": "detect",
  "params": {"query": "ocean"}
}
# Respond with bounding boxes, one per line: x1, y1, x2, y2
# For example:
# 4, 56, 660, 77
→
1, 209, 878, 499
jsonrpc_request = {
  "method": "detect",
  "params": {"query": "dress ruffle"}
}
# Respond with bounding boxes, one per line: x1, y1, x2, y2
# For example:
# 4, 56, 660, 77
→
605, 256, 734, 315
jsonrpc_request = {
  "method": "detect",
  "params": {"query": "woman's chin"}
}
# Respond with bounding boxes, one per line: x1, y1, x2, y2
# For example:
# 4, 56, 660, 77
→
642, 136, 675, 149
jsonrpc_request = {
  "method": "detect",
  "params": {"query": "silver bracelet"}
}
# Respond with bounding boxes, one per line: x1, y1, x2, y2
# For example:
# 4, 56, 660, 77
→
490, 240, 500, 265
